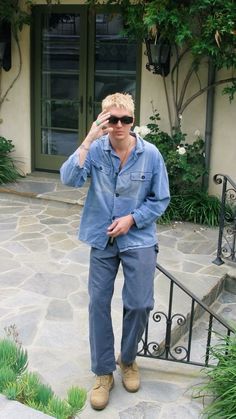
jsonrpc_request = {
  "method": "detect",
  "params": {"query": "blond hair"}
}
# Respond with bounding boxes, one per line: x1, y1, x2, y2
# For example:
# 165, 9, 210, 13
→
102, 93, 135, 116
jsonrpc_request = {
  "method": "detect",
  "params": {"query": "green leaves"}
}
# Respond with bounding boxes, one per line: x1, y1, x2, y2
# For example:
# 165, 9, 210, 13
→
0, 136, 23, 184
0, 336, 87, 418
0, 339, 28, 376
145, 111, 205, 196
145, 112, 234, 226
195, 331, 236, 418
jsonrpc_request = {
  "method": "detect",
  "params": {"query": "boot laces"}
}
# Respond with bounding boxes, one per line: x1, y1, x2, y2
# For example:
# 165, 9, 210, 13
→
94, 375, 112, 389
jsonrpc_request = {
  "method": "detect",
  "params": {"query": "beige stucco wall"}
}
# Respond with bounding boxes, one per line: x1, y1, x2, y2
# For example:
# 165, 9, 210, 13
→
0, 2, 235, 193
209, 68, 236, 196
140, 46, 208, 139
0, 23, 31, 174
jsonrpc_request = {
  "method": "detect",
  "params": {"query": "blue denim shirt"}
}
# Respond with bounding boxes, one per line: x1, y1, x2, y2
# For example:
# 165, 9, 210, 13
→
60, 134, 170, 251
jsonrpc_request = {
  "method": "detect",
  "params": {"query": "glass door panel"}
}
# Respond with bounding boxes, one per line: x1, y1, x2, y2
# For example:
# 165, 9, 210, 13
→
34, 7, 87, 170
92, 13, 138, 120
41, 13, 81, 157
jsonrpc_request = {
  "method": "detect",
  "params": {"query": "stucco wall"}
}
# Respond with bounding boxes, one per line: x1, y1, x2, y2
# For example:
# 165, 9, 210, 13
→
0, 1, 235, 193
0, 24, 31, 174
209, 68, 236, 196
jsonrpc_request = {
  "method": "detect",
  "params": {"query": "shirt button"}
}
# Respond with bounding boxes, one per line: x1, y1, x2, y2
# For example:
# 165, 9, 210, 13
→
115, 193, 119, 197
112, 216, 116, 220
141, 175, 145, 179
99, 166, 103, 170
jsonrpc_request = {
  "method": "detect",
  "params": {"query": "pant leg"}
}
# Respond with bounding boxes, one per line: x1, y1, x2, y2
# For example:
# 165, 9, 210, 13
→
120, 245, 157, 364
88, 243, 120, 375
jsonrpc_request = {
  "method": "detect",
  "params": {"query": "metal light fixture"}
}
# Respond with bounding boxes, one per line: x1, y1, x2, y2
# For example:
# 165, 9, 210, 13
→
145, 37, 171, 77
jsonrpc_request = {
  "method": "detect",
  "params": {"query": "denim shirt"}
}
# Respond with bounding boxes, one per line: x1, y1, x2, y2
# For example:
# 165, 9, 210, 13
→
60, 134, 170, 251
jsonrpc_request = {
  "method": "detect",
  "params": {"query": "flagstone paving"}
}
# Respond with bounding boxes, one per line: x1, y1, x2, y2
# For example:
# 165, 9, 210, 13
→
0, 174, 236, 418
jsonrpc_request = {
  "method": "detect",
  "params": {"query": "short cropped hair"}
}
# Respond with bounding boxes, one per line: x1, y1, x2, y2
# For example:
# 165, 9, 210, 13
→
102, 93, 135, 116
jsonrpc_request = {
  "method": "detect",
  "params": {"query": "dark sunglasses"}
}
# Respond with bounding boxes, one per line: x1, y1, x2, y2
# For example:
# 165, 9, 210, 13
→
108, 115, 134, 125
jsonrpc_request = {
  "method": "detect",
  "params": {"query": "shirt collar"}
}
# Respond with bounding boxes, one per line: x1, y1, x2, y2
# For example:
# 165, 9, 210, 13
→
102, 133, 144, 154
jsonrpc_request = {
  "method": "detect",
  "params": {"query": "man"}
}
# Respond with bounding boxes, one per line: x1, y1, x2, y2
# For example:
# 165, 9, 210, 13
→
60, 93, 170, 410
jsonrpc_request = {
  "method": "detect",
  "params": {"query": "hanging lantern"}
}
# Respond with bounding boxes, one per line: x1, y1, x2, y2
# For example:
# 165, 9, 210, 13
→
145, 37, 171, 77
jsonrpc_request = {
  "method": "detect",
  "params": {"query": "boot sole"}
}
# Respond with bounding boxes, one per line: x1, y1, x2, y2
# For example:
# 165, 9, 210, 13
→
122, 380, 140, 393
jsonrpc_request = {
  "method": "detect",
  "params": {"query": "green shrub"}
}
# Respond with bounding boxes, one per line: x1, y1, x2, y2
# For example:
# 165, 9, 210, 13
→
145, 111, 206, 195
144, 112, 235, 227
0, 338, 28, 375
194, 331, 236, 418
0, 366, 16, 392
0, 136, 23, 184
0, 336, 86, 418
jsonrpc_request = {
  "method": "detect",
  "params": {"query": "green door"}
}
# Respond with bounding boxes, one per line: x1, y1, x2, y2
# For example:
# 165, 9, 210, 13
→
32, 6, 140, 171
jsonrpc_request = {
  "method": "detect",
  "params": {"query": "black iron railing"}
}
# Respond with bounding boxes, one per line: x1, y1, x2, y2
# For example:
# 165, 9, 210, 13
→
137, 263, 234, 367
213, 173, 236, 266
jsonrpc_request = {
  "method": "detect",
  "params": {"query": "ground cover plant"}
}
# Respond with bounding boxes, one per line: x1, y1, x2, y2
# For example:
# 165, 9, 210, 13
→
0, 332, 86, 419
194, 331, 236, 418
0, 136, 23, 184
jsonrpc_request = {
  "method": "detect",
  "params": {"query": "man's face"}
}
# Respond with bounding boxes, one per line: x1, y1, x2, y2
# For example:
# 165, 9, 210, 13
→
106, 106, 134, 142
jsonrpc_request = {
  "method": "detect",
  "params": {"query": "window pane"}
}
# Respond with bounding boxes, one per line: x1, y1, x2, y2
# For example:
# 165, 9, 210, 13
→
42, 14, 80, 71
42, 129, 78, 156
95, 75, 136, 102
42, 101, 79, 129
41, 13, 80, 156
94, 13, 137, 106
42, 74, 79, 101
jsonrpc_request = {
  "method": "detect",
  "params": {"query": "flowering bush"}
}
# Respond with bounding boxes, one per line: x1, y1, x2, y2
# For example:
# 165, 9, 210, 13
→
144, 112, 206, 195
133, 125, 151, 138
137, 112, 226, 226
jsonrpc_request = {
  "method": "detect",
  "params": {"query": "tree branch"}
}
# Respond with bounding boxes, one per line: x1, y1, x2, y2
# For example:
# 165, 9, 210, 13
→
171, 46, 191, 128
162, 72, 173, 135
180, 78, 236, 114
177, 65, 195, 111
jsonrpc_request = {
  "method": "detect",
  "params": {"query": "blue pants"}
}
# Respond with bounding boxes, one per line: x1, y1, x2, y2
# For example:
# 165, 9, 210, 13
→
88, 241, 157, 375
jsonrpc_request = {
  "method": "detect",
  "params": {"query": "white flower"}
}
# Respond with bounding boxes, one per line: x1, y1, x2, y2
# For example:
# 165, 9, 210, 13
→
133, 126, 141, 135
133, 125, 150, 138
177, 146, 186, 155
194, 129, 201, 137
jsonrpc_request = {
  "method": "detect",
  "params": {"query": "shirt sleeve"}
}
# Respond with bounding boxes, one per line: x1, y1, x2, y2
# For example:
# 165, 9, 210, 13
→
60, 150, 91, 187
131, 151, 170, 229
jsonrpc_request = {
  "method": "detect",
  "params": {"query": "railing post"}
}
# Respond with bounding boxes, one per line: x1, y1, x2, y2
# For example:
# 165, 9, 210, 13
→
231, 211, 236, 263
213, 175, 227, 265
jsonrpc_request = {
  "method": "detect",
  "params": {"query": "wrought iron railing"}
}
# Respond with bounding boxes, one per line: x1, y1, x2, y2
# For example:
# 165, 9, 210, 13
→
137, 263, 234, 367
213, 173, 236, 265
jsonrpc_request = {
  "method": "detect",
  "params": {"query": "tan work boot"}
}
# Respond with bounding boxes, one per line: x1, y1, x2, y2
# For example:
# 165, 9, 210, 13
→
90, 374, 114, 410
117, 355, 140, 392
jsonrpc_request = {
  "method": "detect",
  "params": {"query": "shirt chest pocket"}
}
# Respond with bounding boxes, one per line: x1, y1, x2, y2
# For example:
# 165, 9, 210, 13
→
91, 159, 111, 176
130, 172, 152, 182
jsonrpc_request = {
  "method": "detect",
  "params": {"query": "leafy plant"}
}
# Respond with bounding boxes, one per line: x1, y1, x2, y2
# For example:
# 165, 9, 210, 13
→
142, 111, 235, 226
0, 366, 17, 392
158, 192, 227, 227
0, 136, 23, 184
0, 336, 86, 418
0, 338, 28, 376
194, 331, 236, 418
145, 111, 206, 195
